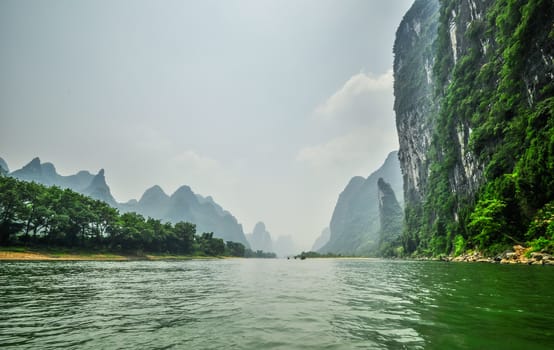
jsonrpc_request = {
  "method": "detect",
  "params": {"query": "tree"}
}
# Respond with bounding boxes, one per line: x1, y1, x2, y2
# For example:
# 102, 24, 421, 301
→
468, 198, 507, 248
173, 221, 196, 254
0, 177, 28, 245
225, 241, 245, 257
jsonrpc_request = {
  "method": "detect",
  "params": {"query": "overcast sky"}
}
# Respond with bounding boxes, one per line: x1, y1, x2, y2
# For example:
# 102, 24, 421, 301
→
1, 0, 413, 250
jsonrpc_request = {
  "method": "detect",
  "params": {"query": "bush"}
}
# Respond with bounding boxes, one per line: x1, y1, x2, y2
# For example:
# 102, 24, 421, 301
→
453, 235, 466, 256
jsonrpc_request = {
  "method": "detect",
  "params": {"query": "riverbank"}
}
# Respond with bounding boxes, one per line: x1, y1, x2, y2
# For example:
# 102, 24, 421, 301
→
0, 247, 227, 261
429, 245, 554, 265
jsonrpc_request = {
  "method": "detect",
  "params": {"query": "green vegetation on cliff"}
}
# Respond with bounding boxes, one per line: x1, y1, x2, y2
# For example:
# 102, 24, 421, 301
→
0, 176, 271, 257
397, 0, 554, 256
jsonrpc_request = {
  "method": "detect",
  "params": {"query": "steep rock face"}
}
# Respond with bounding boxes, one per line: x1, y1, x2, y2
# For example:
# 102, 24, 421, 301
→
246, 222, 274, 253
311, 227, 330, 252
377, 178, 403, 249
394, 0, 440, 235
319, 151, 403, 255
395, 0, 554, 254
83, 169, 117, 206
0, 157, 8, 174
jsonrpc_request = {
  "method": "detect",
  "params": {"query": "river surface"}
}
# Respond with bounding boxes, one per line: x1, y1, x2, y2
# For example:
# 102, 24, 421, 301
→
1, 259, 553, 349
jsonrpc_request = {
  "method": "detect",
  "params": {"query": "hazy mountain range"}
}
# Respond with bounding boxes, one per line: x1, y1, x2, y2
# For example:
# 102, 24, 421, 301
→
4, 157, 250, 246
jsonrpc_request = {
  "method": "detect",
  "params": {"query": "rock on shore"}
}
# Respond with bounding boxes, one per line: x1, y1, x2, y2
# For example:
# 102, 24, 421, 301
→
443, 245, 554, 265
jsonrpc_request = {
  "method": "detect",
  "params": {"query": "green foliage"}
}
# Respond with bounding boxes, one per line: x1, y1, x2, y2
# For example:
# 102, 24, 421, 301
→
468, 199, 507, 248
225, 241, 246, 257
526, 202, 554, 239
295, 251, 343, 259
197, 232, 225, 256
527, 237, 554, 254
453, 234, 466, 256
0, 176, 246, 257
244, 249, 277, 258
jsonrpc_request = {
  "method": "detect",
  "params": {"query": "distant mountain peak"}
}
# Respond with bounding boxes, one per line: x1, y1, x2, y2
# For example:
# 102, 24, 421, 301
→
89, 169, 107, 186
253, 221, 267, 233
149, 184, 164, 192
41, 162, 57, 175
84, 168, 116, 205
172, 185, 194, 198
246, 221, 273, 253
143, 184, 167, 196
25, 157, 42, 170
139, 185, 169, 204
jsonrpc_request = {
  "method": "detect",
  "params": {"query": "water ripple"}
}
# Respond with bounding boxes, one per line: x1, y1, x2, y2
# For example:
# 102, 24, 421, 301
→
1, 259, 554, 349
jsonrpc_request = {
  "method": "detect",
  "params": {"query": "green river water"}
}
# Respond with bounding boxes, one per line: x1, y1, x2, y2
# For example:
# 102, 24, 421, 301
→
1, 259, 553, 349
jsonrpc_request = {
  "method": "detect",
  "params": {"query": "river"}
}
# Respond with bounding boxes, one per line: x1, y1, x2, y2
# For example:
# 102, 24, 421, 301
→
1, 259, 553, 349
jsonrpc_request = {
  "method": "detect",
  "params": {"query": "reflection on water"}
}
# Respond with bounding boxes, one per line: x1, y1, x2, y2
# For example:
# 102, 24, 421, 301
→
1, 259, 553, 349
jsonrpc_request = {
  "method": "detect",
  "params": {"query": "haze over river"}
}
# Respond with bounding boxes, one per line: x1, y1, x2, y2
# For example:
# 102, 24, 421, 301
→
1, 259, 553, 349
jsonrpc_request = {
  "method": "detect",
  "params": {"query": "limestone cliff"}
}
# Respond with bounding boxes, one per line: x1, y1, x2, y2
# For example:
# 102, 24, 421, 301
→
246, 222, 274, 253
394, 0, 439, 208
377, 178, 403, 256
319, 151, 402, 255
83, 169, 117, 206
394, 0, 554, 254
0, 157, 9, 174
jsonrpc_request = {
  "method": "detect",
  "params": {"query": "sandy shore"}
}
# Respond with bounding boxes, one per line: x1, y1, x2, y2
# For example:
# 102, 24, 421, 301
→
0, 250, 130, 261
0, 249, 231, 261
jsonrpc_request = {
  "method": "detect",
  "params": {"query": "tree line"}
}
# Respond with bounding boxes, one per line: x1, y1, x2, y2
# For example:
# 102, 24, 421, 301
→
0, 175, 274, 257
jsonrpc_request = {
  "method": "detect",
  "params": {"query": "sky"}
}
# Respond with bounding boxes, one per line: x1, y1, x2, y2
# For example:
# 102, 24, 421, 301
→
0, 0, 413, 250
